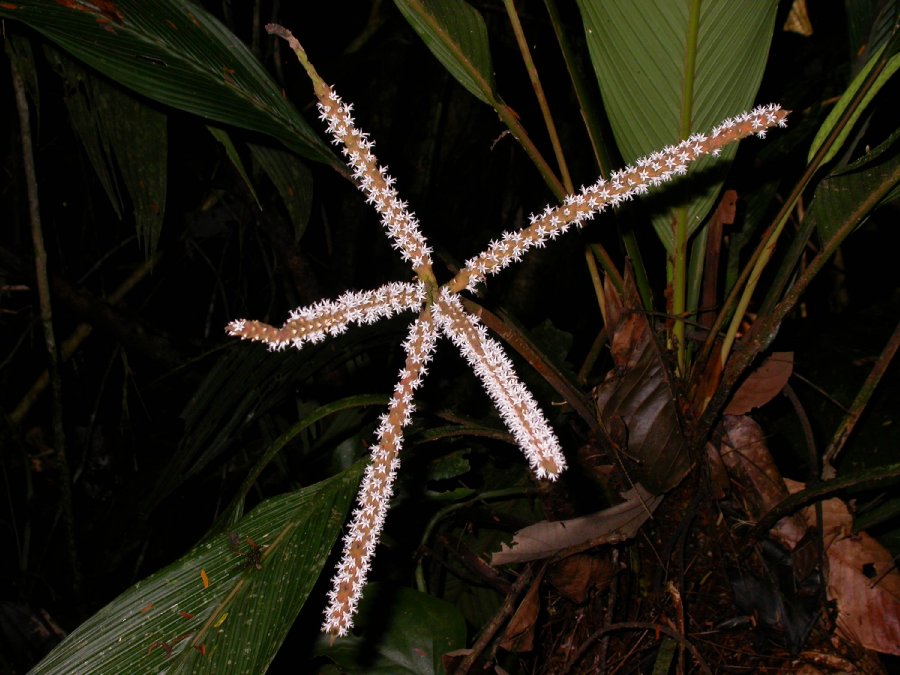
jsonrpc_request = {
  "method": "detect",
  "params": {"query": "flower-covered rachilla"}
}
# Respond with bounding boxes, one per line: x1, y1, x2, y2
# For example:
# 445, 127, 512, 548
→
227, 23, 788, 637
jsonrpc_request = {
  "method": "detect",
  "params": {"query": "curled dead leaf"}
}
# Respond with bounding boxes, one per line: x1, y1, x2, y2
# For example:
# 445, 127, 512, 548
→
725, 352, 793, 415
491, 484, 661, 565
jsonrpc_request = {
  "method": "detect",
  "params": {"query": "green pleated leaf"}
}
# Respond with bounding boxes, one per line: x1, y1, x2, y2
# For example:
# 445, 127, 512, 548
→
31, 463, 365, 674
0, 0, 339, 169
577, 0, 778, 249
45, 49, 124, 220
43, 48, 167, 252
393, 0, 496, 105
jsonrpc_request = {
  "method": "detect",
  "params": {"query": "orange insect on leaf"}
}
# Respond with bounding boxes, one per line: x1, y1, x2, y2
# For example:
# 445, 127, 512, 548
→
178, 611, 195, 620
140, 602, 154, 614
200, 569, 209, 589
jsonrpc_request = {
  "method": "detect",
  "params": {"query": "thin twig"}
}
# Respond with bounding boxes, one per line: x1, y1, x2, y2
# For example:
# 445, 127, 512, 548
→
9, 45, 81, 592
503, 0, 573, 194
821, 317, 900, 479
783, 383, 818, 478
452, 563, 536, 675
564, 621, 712, 675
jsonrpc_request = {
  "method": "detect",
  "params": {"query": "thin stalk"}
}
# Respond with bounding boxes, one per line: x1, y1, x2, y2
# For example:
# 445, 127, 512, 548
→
717, 203, 794, 369
577, 327, 607, 384
588, 243, 624, 298
384, 2, 567, 199
452, 566, 539, 675
503, 0, 573, 193
543, 0, 613, 176
414, 487, 533, 593
821, 317, 900, 479
495, 99, 567, 199
621, 225, 654, 311
671, 0, 702, 374
11, 252, 161, 425
747, 461, 900, 543
9, 50, 81, 592
584, 247, 607, 323
543, 0, 653, 310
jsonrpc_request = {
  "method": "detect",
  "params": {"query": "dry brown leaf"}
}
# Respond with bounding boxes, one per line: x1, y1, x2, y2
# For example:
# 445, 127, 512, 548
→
827, 533, 900, 655
720, 415, 807, 548
783, 479, 900, 655
719, 416, 786, 509
725, 352, 794, 415
547, 554, 616, 604
705, 441, 730, 499
441, 648, 472, 674
499, 569, 544, 652
783, 0, 814, 36
491, 484, 661, 565
595, 273, 691, 493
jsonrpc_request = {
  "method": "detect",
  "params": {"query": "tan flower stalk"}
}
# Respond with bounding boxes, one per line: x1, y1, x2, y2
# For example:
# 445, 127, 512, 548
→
432, 289, 565, 479
265, 24, 434, 279
448, 105, 788, 294
228, 24, 789, 638
226, 281, 425, 350
322, 311, 438, 637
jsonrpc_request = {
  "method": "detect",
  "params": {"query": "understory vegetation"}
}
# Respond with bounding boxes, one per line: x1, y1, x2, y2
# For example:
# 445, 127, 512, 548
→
1, 1, 898, 673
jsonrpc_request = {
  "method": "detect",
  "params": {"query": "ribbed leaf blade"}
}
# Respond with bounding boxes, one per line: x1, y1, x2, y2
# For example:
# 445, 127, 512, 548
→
0, 0, 338, 168
578, 0, 778, 248
31, 463, 364, 674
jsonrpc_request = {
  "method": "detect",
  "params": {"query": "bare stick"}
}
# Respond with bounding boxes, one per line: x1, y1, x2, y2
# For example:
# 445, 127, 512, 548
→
8, 44, 81, 592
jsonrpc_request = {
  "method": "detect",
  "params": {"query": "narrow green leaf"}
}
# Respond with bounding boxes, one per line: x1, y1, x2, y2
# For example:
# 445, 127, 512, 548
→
807, 43, 900, 166
0, 0, 339, 168
250, 143, 314, 242
31, 463, 365, 674
208, 126, 261, 210
393, 0, 496, 105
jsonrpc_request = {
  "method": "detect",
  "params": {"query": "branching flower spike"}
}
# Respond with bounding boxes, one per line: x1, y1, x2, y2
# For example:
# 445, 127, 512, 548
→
227, 23, 788, 638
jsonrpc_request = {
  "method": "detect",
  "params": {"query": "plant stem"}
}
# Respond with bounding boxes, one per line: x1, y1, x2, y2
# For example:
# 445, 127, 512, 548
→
9, 48, 81, 593
821, 317, 900, 479
543, 0, 613, 176
671, 0, 702, 375
747, 462, 900, 543
503, 0, 573, 194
